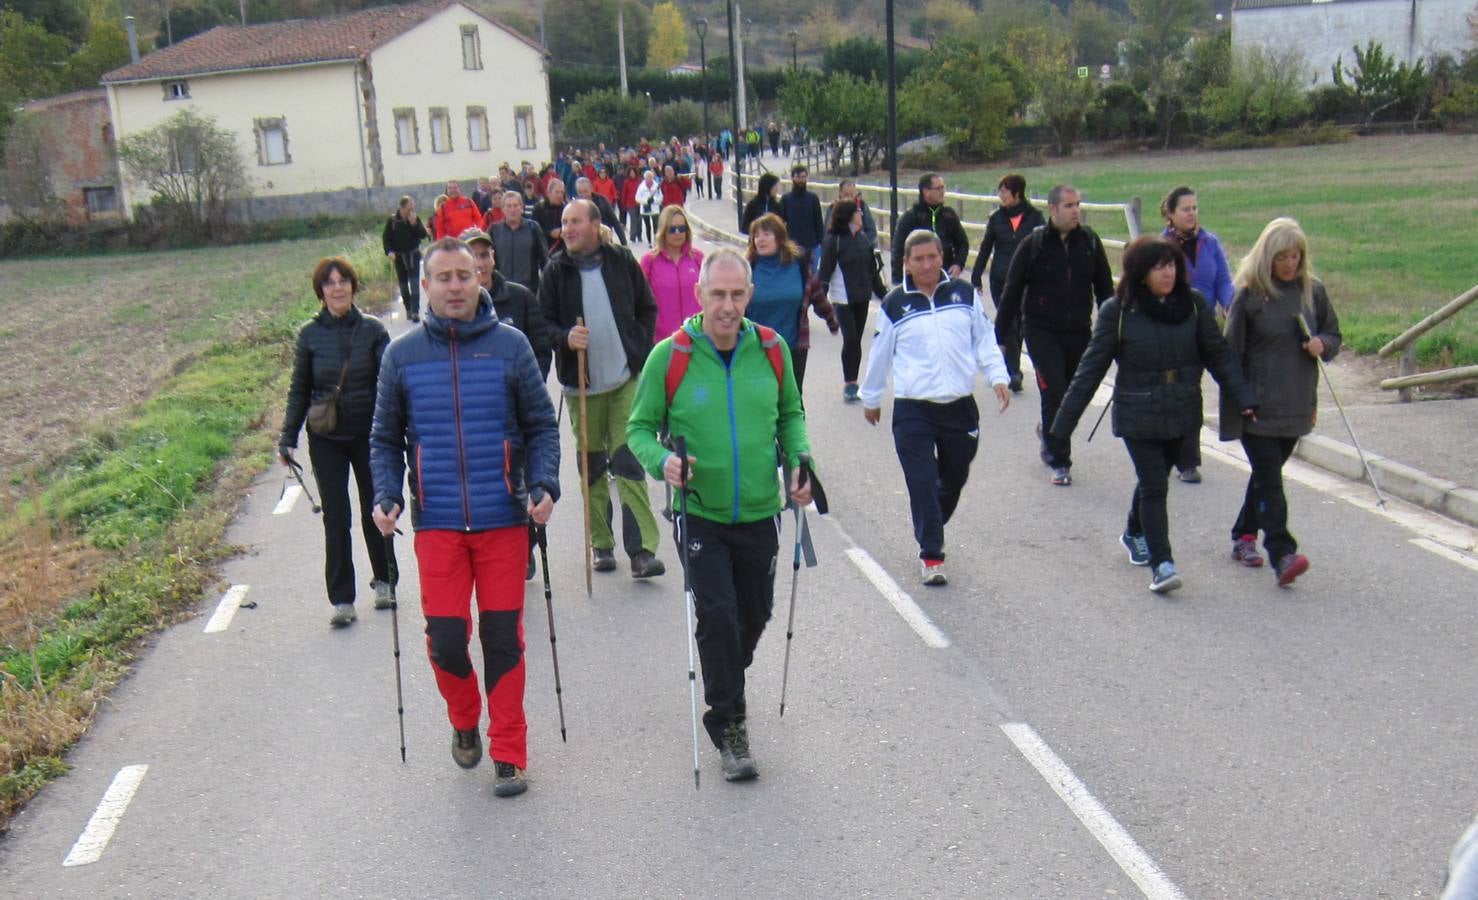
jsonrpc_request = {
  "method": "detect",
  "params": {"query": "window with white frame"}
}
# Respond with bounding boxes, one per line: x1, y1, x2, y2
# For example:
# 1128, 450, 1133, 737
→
429, 107, 452, 153
460, 25, 482, 70
394, 108, 419, 154
162, 80, 190, 100
466, 106, 489, 151
514, 106, 535, 150
254, 117, 290, 166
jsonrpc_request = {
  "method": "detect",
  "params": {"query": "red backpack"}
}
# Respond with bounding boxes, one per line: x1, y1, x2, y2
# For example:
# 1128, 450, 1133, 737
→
664, 324, 786, 407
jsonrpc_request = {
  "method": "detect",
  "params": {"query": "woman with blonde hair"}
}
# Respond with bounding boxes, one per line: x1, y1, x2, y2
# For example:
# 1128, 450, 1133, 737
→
640, 204, 704, 343
745, 213, 836, 391
1219, 217, 1341, 587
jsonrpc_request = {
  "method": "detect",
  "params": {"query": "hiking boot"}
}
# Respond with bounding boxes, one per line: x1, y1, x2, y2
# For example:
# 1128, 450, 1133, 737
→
329, 603, 357, 627
1177, 467, 1203, 484
842, 383, 860, 403
493, 761, 528, 797
371, 580, 395, 610
592, 547, 617, 572
1149, 561, 1182, 594
1051, 467, 1072, 486
719, 721, 758, 782
1120, 532, 1150, 567
1231, 535, 1264, 568
1275, 553, 1309, 587
631, 550, 666, 579
920, 560, 948, 586
452, 728, 482, 769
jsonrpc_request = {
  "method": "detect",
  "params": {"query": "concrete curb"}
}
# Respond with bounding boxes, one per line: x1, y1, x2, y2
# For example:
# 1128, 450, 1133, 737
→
1293, 434, 1478, 528
688, 203, 1478, 531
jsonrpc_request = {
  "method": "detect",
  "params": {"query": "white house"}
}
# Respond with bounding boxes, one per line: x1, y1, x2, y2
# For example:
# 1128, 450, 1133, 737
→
1231, 0, 1476, 87
100, 0, 550, 218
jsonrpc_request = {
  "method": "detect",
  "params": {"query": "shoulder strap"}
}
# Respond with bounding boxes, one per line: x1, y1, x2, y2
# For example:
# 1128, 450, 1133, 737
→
664, 325, 786, 409
754, 325, 786, 395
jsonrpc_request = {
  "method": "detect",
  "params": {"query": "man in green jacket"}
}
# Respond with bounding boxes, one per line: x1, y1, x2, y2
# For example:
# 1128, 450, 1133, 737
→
627, 246, 813, 782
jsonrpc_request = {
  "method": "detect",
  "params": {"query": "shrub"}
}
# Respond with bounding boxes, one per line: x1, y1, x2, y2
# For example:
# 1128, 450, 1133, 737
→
1434, 84, 1478, 125
1087, 82, 1153, 140
647, 100, 704, 142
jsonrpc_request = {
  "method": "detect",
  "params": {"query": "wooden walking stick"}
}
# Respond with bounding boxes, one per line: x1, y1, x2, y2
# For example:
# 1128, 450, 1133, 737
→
575, 316, 593, 598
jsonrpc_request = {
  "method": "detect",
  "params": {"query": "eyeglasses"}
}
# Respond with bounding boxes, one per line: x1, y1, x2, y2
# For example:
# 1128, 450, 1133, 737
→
667, 225, 689, 234
322, 278, 353, 289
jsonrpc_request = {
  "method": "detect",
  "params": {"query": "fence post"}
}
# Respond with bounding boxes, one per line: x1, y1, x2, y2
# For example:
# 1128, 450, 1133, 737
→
1398, 342, 1417, 403
1126, 196, 1142, 240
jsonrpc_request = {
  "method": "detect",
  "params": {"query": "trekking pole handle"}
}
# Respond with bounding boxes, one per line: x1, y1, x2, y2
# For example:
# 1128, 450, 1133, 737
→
529, 487, 547, 505
379, 498, 397, 515
796, 454, 812, 489
675, 436, 689, 487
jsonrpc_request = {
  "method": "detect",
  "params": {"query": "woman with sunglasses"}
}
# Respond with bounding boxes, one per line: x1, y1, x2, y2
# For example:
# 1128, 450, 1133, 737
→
640, 205, 704, 344
278, 258, 396, 627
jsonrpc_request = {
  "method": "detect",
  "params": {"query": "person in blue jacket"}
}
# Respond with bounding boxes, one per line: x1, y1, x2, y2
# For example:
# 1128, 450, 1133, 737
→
1160, 185, 1235, 484
370, 237, 561, 799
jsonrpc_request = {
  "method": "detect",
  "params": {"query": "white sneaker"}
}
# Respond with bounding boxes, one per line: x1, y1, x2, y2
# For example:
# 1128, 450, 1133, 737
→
920, 561, 947, 586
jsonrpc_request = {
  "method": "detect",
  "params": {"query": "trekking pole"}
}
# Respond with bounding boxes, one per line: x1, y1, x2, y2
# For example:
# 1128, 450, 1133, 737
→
284, 457, 322, 513
529, 491, 567, 743
575, 317, 594, 598
1296, 315, 1387, 508
778, 457, 811, 718
675, 436, 702, 790
378, 498, 407, 763
1086, 399, 1113, 443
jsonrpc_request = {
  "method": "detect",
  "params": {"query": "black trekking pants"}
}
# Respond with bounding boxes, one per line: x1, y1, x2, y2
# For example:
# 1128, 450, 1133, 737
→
892, 396, 980, 562
1233, 433, 1300, 561
393, 252, 421, 318
1122, 436, 1184, 568
837, 301, 870, 384
308, 433, 396, 605
1025, 326, 1090, 469
987, 277, 1022, 383
674, 514, 780, 747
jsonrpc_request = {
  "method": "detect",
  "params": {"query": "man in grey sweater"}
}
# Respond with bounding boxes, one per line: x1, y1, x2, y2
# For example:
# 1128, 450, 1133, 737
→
538, 199, 665, 578
491, 191, 548, 294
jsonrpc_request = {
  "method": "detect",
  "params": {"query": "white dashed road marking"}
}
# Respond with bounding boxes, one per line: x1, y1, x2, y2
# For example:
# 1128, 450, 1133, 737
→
62, 765, 149, 867
203, 584, 250, 634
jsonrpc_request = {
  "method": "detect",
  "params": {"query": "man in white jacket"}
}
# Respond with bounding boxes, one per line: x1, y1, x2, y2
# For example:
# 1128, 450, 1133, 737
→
861, 229, 1012, 586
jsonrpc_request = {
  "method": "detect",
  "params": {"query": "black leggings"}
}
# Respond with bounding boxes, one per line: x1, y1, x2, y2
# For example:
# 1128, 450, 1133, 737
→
1122, 436, 1184, 568
393, 252, 421, 317
837, 302, 870, 384
1233, 433, 1300, 560
307, 433, 396, 604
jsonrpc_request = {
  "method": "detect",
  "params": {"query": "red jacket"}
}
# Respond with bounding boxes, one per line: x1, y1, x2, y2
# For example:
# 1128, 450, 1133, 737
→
592, 176, 618, 204
620, 177, 641, 211
661, 177, 688, 208
481, 207, 505, 231
435, 196, 481, 239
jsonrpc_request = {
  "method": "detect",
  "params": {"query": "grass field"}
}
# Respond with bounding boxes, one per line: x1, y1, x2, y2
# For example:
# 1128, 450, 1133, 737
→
936, 134, 1478, 366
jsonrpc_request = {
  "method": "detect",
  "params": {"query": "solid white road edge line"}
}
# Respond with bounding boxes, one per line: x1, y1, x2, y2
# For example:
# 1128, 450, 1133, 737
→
203, 584, 250, 634
271, 484, 302, 515
61, 764, 149, 868
1000, 723, 1188, 900
1410, 538, 1478, 574
843, 547, 951, 649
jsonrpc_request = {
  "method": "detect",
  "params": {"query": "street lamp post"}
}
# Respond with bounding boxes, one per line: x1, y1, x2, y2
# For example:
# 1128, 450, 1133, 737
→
695, 17, 709, 137
788, 29, 799, 71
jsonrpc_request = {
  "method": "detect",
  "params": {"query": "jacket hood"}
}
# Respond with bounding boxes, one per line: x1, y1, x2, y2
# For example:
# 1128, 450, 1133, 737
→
422, 295, 497, 341
314, 304, 364, 327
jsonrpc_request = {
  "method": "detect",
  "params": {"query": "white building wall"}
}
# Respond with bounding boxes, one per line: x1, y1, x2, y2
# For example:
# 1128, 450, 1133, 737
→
1233, 0, 1475, 87
369, 4, 550, 187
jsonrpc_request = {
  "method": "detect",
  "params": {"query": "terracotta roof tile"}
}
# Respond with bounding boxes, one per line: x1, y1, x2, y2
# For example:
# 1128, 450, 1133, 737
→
102, 0, 539, 84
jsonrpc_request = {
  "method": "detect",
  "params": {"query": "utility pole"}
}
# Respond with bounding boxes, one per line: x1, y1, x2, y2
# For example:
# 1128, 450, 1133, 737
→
239, 0, 246, 25
618, 9, 629, 96
695, 17, 709, 137
885, 0, 898, 244
727, 0, 742, 228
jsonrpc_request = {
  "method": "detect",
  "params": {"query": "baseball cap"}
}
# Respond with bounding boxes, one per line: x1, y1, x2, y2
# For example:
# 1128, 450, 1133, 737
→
458, 226, 492, 247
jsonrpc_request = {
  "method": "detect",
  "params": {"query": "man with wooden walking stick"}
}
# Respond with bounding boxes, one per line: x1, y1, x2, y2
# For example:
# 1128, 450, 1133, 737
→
539, 198, 666, 582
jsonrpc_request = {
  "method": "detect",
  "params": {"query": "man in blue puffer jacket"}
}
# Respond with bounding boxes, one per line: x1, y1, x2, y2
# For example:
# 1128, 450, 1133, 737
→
371, 237, 561, 798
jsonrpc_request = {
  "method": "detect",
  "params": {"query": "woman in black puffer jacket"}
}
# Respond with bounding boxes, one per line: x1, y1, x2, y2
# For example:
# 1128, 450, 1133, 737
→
818, 199, 886, 403
278, 257, 395, 627
1052, 236, 1258, 595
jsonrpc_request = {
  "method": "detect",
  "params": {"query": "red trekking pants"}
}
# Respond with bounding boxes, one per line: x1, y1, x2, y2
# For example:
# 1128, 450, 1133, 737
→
415, 527, 528, 769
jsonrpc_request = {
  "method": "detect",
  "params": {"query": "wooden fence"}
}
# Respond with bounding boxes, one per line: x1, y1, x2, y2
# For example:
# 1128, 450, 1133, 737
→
1377, 283, 1478, 400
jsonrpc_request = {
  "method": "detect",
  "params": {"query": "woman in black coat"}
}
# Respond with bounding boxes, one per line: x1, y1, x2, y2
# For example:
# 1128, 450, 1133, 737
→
1052, 236, 1257, 594
278, 258, 395, 627
1219, 217, 1341, 587
818, 199, 886, 402
381, 195, 429, 321
740, 171, 783, 235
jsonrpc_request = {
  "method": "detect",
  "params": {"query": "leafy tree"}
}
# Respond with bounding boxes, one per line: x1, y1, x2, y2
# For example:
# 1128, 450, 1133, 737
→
1007, 27, 1095, 155
3, 0, 85, 44
547, 0, 649, 69
802, 8, 846, 51
0, 11, 71, 100
648, 99, 703, 139
919, 0, 977, 39
1332, 42, 1430, 124
1124, 0, 1206, 146
1069, 0, 1125, 67
65, 7, 133, 91
558, 88, 651, 146
116, 108, 250, 236
1200, 45, 1309, 134
0, 112, 60, 217
822, 37, 886, 81
898, 39, 1016, 159
647, 1, 687, 70
780, 71, 888, 173
1087, 82, 1152, 139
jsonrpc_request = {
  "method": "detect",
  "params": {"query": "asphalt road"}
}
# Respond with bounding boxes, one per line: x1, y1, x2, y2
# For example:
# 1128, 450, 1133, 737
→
3, 234, 1476, 899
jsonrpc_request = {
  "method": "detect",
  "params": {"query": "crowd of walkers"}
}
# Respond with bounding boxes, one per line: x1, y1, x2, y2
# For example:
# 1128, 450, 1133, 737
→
291, 155, 1342, 796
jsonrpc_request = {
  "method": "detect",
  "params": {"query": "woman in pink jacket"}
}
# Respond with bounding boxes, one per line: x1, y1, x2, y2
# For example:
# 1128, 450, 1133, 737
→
640, 204, 704, 344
